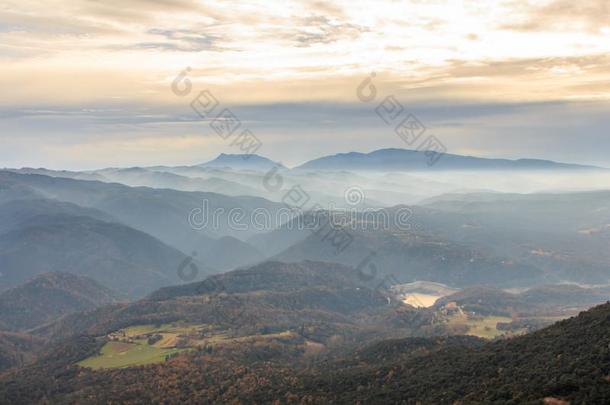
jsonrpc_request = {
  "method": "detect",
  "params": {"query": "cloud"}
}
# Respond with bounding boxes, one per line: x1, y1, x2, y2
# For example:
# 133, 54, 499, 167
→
299, 0, 347, 18
1, 0, 610, 169
501, 0, 610, 33
282, 14, 369, 47
74, 0, 207, 23
127, 29, 226, 52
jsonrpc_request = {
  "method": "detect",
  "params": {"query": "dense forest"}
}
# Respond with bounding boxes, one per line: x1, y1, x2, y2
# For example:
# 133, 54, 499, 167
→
0, 302, 608, 404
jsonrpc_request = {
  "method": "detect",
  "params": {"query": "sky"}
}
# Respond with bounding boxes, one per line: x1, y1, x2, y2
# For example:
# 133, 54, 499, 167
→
1, 0, 609, 169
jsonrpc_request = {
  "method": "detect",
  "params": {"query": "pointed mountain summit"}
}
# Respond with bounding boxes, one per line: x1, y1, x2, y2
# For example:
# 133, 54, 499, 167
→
199, 153, 285, 171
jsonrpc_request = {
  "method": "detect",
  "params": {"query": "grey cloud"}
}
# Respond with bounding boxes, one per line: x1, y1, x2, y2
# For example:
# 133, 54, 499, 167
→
0, 105, 200, 126
129, 28, 226, 52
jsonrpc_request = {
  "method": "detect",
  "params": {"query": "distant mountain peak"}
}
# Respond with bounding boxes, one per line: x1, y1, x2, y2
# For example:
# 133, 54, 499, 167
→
296, 148, 603, 171
199, 153, 285, 171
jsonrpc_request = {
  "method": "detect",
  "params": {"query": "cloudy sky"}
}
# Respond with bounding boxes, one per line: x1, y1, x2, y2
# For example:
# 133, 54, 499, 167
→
1, 0, 609, 169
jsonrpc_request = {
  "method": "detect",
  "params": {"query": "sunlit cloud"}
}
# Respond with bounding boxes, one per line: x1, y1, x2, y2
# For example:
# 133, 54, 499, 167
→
1, 0, 610, 104
0, 0, 609, 168
500, 0, 610, 34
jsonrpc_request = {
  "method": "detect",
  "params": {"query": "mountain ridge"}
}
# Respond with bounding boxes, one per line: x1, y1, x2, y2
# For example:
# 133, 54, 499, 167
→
296, 148, 605, 171
7, 148, 605, 173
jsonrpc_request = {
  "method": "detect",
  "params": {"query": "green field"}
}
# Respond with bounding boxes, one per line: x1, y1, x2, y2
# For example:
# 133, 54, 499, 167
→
447, 313, 515, 339
78, 322, 297, 370
78, 322, 222, 369
78, 341, 185, 369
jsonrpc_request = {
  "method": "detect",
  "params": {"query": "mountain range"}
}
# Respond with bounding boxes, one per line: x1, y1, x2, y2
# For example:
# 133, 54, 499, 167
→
164, 149, 608, 172
295, 148, 606, 171
0, 148, 608, 402
2, 160, 610, 299
13, 149, 599, 174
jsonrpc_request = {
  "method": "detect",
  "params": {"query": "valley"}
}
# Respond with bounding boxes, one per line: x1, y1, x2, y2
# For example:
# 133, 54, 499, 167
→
4, 3, 610, 401
0, 152, 609, 404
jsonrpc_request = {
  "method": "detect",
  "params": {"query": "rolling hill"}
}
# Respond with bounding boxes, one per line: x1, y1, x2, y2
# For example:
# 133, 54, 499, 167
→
250, 302, 610, 404
269, 210, 543, 287
0, 284, 607, 403
0, 171, 282, 272
0, 272, 122, 331
435, 284, 610, 317
0, 198, 200, 297
32, 260, 412, 343
0, 171, 283, 245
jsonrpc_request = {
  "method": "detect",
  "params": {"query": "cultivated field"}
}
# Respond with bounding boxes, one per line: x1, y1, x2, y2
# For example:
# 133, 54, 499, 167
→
77, 341, 185, 369
446, 313, 516, 339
